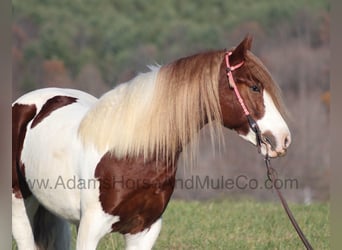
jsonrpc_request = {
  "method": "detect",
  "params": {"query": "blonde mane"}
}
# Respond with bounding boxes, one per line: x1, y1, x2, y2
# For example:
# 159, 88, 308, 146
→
78, 51, 225, 162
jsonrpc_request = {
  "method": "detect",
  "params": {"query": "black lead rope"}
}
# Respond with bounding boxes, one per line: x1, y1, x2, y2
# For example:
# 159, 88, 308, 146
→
249, 118, 314, 250
264, 156, 314, 250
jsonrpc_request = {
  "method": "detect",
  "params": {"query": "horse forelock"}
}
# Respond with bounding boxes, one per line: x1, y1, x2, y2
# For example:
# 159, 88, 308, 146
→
245, 51, 289, 119
78, 50, 226, 163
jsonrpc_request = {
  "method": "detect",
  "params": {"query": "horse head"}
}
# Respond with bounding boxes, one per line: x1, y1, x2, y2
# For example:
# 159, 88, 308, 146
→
219, 36, 291, 157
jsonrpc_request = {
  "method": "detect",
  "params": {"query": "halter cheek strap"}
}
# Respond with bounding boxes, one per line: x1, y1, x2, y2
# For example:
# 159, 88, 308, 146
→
225, 51, 262, 151
225, 52, 249, 115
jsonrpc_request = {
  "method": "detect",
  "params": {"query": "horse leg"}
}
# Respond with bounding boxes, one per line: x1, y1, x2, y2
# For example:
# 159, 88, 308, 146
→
13, 193, 71, 250
32, 205, 71, 250
76, 206, 119, 250
124, 218, 162, 250
12, 194, 38, 250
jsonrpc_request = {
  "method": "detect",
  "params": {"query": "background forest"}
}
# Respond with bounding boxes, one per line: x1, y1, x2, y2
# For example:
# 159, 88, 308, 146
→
12, 0, 330, 202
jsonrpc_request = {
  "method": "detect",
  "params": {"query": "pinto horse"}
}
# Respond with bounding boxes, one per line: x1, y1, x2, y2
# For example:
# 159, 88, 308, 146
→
12, 36, 291, 250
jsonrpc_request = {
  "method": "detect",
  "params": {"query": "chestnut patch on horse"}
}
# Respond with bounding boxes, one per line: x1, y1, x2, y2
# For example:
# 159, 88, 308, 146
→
95, 152, 177, 234
218, 58, 265, 135
12, 103, 37, 199
31, 95, 77, 128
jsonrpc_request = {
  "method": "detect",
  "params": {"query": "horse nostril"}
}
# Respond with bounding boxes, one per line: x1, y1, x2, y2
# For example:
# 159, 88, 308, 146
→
283, 135, 291, 149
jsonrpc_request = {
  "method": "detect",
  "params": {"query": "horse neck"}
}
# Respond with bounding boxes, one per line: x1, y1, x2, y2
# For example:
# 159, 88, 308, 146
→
78, 54, 224, 167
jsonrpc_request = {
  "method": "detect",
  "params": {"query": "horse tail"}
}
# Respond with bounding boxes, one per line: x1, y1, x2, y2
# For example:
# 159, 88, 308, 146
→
33, 205, 71, 250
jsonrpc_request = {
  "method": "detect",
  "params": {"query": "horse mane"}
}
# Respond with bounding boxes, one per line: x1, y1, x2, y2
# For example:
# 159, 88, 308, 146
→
78, 50, 225, 162
78, 49, 287, 163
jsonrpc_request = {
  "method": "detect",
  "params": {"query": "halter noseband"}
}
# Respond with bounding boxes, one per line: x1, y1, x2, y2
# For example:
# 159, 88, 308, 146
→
224, 51, 262, 152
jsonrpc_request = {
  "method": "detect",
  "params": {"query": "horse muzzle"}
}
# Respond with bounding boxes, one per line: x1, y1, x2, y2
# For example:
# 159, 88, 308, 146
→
260, 132, 291, 158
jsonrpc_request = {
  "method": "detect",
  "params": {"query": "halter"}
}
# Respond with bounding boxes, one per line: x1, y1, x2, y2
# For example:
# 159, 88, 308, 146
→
225, 51, 313, 250
224, 51, 262, 151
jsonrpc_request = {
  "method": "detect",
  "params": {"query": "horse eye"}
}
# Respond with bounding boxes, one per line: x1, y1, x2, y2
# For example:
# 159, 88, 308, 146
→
250, 85, 261, 93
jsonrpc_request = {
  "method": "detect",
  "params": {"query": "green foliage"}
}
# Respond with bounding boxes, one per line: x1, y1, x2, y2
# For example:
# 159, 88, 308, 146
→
12, 0, 329, 87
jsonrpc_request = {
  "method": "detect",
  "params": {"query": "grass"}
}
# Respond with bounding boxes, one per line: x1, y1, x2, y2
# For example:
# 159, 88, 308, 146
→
75, 199, 329, 250
12, 199, 329, 249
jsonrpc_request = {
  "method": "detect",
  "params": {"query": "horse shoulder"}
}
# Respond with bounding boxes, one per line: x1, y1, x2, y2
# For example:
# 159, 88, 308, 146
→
93, 152, 177, 234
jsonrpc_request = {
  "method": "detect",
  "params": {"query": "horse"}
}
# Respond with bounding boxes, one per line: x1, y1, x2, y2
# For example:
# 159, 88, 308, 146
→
12, 36, 291, 250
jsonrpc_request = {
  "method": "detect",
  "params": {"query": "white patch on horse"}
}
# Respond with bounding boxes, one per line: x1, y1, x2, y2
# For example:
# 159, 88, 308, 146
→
125, 218, 162, 250
240, 90, 291, 157
22, 105, 85, 221
76, 207, 119, 250
258, 91, 291, 150
12, 194, 37, 250
17, 89, 97, 222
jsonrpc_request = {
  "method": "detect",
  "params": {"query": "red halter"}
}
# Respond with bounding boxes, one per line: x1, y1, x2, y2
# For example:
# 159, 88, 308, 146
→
224, 51, 262, 151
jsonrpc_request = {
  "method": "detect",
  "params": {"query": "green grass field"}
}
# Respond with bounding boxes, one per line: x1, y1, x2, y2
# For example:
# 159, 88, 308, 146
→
12, 199, 329, 249
69, 199, 329, 250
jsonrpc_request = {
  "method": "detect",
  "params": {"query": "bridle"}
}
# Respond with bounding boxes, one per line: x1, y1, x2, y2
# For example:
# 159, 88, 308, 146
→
225, 51, 263, 152
224, 51, 313, 250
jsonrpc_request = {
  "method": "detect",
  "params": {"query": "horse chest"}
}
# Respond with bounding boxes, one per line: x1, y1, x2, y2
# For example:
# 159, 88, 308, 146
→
94, 153, 177, 234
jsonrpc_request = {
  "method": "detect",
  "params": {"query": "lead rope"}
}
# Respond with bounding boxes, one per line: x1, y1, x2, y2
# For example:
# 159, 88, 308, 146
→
225, 51, 313, 249
264, 156, 314, 250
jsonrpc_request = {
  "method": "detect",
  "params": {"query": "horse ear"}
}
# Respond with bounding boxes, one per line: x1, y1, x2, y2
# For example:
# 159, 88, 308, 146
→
229, 35, 253, 65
